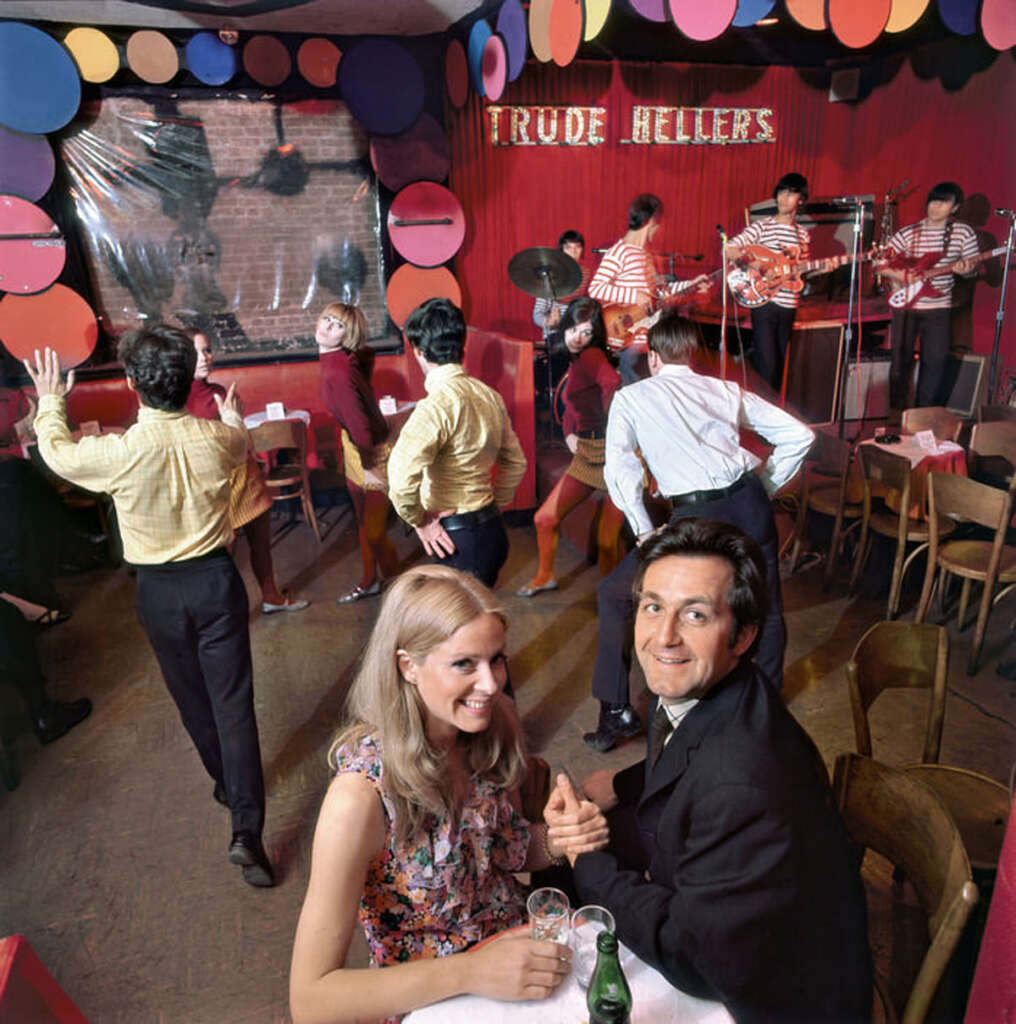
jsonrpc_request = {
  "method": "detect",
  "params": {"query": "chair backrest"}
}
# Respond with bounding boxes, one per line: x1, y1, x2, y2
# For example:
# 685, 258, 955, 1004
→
902, 406, 963, 442
809, 423, 852, 478
858, 443, 912, 503
927, 470, 1013, 534
969, 420, 1016, 465
846, 621, 948, 763
977, 403, 1016, 424
833, 754, 978, 1024
248, 418, 308, 460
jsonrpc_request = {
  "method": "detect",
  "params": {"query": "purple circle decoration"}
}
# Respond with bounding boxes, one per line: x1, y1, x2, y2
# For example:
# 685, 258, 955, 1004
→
937, 0, 979, 35
369, 114, 450, 194
629, 0, 668, 21
339, 39, 425, 137
185, 32, 237, 86
497, 0, 529, 82
468, 20, 493, 97
0, 22, 81, 135
732, 0, 776, 27
0, 125, 55, 201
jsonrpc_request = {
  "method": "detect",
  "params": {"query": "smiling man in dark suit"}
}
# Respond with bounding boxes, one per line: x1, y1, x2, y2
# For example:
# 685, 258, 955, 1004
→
545, 517, 871, 1023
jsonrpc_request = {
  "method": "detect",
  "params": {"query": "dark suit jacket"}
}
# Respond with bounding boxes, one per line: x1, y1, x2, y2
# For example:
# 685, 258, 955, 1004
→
573, 664, 872, 1024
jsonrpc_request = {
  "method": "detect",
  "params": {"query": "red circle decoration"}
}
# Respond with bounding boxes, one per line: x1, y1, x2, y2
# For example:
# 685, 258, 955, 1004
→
369, 114, 450, 194
828, 0, 892, 47
445, 39, 469, 109
529, 0, 554, 62
0, 284, 98, 368
386, 265, 462, 330
243, 35, 292, 87
297, 38, 342, 87
387, 182, 465, 268
669, 0, 737, 40
785, 0, 826, 30
0, 194, 66, 295
982, 0, 1016, 49
549, 0, 584, 65
481, 35, 508, 100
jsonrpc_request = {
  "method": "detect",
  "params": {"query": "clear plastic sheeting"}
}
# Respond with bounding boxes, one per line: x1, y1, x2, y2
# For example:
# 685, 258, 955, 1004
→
59, 95, 386, 356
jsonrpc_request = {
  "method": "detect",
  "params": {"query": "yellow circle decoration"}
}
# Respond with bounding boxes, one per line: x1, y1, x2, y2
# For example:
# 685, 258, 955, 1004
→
64, 26, 120, 83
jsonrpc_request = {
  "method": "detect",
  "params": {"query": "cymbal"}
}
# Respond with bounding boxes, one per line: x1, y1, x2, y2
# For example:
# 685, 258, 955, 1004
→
507, 246, 582, 299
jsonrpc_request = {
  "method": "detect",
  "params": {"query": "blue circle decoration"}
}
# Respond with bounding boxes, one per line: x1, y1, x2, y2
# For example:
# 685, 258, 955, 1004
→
338, 40, 425, 137
0, 22, 81, 134
937, 0, 979, 35
185, 32, 237, 86
732, 0, 777, 27
468, 21, 493, 98
497, 0, 528, 82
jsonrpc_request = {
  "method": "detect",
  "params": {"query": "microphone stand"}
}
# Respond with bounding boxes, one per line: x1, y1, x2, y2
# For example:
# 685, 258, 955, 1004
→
835, 199, 864, 439
987, 212, 1016, 403
718, 228, 729, 381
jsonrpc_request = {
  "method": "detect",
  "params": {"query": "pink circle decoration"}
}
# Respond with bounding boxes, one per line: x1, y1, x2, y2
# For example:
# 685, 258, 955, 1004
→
387, 182, 465, 268
445, 39, 469, 109
885, 0, 931, 32
482, 35, 508, 101
297, 38, 342, 87
0, 194, 66, 295
630, 0, 668, 20
828, 0, 892, 46
669, 0, 737, 40
549, 0, 584, 66
369, 114, 450, 194
982, 0, 1016, 49
785, 0, 827, 30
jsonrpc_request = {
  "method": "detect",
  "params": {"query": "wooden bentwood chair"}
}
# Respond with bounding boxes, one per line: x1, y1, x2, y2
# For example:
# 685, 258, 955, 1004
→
833, 754, 978, 1024
968, 419, 1016, 491
248, 419, 322, 544
901, 406, 963, 443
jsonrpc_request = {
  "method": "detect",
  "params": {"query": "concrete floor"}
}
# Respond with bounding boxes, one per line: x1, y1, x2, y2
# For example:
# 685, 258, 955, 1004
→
1, 501, 1014, 1023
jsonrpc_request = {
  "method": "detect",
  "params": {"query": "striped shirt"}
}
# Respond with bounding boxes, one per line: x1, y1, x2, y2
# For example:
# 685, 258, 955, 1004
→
728, 217, 811, 309
888, 219, 979, 310
589, 241, 657, 307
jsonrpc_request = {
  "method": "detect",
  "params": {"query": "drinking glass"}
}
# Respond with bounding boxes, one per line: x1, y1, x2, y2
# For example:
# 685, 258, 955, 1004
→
527, 887, 570, 943
571, 904, 616, 988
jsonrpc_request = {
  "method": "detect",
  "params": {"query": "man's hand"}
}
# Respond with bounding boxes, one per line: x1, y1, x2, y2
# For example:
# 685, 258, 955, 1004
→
362, 466, 385, 489
213, 382, 243, 420
415, 511, 457, 558
953, 257, 974, 275
547, 305, 562, 329
543, 772, 609, 866
691, 273, 712, 293
23, 347, 75, 400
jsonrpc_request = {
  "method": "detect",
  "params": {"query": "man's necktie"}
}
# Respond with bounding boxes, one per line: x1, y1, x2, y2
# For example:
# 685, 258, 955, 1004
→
649, 704, 674, 768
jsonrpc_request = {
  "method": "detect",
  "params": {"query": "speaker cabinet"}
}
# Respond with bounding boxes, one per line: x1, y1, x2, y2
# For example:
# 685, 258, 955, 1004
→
783, 322, 844, 424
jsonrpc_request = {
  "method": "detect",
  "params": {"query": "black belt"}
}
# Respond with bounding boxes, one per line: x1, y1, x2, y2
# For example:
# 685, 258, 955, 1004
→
667, 472, 753, 509
574, 429, 605, 440
441, 503, 501, 532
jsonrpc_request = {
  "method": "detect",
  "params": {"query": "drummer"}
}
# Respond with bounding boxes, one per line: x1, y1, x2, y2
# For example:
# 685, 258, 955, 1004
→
532, 230, 587, 344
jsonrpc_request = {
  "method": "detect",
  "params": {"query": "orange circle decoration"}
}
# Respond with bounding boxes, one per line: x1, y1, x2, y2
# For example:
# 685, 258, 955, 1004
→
386, 265, 462, 330
481, 35, 508, 101
549, 0, 584, 65
297, 37, 341, 87
243, 35, 292, 87
64, 27, 120, 84
585, 0, 612, 39
529, 0, 554, 62
0, 284, 98, 368
445, 39, 469, 109
828, 0, 892, 46
669, 0, 737, 40
785, 0, 826, 30
126, 30, 179, 84
885, 0, 931, 31
981, 0, 1016, 49
0, 194, 66, 295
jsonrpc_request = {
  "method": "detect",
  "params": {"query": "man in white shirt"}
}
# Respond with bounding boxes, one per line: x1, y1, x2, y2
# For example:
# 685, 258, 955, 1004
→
584, 311, 814, 752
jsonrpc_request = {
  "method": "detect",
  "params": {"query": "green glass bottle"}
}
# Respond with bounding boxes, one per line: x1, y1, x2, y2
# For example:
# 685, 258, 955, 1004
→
586, 930, 633, 1024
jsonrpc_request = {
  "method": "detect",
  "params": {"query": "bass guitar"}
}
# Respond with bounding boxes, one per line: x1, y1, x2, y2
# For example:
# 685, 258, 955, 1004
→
885, 246, 1007, 309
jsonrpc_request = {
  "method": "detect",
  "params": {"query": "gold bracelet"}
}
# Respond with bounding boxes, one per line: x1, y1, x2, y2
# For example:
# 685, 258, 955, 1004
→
541, 825, 566, 866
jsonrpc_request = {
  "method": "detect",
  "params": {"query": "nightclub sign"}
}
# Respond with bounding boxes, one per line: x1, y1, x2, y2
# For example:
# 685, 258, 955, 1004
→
485, 105, 776, 146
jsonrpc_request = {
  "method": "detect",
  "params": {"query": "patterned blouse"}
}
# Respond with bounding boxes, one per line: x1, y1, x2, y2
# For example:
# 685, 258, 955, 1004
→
334, 734, 530, 975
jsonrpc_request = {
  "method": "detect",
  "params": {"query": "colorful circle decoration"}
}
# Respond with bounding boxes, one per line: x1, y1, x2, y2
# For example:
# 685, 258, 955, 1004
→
885, 0, 931, 32
339, 39, 425, 137
629, 0, 668, 21
386, 265, 462, 330
64, 27, 120, 84
0, 195, 66, 295
445, 39, 470, 109
584, 0, 613, 39
497, 0, 529, 81
981, 0, 1016, 49
186, 32, 238, 86
297, 37, 342, 87
549, 0, 584, 65
370, 114, 450, 194
938, 0, 980, 34
388, 182, 465, 268
126, 30, 179, 85
0, 126, 55, 202
243, 35, 292, 87
785, 0, 827, 30
0, 22, 82, 135
732, 0, 776, 27
467, 20, 493, 97
529, 0, 555, 62
670, 0, 737, 40
482, 35, 508, 101
0, 284, 98, 368
829, 0, 892, 46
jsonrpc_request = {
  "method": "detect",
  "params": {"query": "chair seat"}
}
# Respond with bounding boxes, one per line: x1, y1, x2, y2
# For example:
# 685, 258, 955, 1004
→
868, 510, 954, 543
810, 485, 861, 519
937, 541, 1016, 579
264, 469, 303, 488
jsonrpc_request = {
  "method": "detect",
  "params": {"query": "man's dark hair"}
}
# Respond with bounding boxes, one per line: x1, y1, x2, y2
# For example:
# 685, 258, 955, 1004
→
773, 172, 809, 203
556, 297, 607, 354
648, 311, 700, 365
926, 180, 963, 208
404, 298, 466, 365
628, 193, 663, 230
558, 229, 584, 251
634, 518, 769, 649
117, 323, 197, 411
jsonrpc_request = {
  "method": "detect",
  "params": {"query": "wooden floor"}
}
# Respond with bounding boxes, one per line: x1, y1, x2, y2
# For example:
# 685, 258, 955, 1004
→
1, 500, 1014, 1023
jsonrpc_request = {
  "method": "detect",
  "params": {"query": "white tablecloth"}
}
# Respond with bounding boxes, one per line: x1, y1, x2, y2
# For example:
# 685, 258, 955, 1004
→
243, 408, 311, 428
404, 939, 733, 1024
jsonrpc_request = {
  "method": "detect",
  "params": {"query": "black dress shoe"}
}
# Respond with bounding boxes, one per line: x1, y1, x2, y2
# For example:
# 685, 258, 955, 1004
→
228, 831, 275, 888
583, 702, 642, 753
1, 738, 19, 791
996, 657, 1016, 681
213, 782, 229, 807
33, 698, 92, 745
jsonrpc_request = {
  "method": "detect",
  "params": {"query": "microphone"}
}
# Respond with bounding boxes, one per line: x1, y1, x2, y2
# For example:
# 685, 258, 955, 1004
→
831, 196, 868, 205
995, 208, 1016, 217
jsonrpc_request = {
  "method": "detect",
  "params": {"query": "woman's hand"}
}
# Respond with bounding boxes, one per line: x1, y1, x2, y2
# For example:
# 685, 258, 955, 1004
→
565, 433, 579, 455
463, 932, 571, 1002
543, 773, 610, 866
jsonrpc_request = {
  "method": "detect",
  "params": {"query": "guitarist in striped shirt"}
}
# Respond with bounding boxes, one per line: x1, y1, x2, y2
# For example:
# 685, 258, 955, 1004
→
880, 181, 978, 409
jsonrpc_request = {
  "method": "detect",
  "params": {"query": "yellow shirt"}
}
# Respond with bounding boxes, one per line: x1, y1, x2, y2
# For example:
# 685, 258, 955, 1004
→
387, 364, 527, 526
34, 394, 247, 565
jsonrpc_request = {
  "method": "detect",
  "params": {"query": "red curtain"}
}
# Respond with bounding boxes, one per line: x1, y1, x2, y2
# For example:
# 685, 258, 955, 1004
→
449, 54, 1015, 365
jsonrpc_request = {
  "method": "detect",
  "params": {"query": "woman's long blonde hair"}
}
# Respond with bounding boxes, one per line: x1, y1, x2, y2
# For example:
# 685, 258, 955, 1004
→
319, 302, 367, 351
328, 565, 527, 847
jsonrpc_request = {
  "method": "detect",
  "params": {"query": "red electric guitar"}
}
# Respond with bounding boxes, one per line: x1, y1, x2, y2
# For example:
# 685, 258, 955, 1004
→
884, 246, 1007, 308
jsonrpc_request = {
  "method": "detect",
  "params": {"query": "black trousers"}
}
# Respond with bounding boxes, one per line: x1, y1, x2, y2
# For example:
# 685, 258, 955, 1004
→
439, 515, 509, 589
591, 475, 785, 704
135, 550, 265, 836
890, 307, 951, 409
749, 302, 797, 392
0, 597, 46, 715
